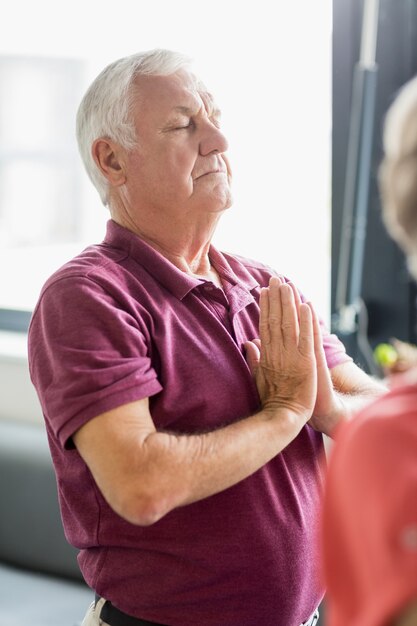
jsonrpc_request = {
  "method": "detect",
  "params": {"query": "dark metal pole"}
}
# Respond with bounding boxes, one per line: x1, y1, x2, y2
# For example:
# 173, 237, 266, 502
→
332, 0, 380, 372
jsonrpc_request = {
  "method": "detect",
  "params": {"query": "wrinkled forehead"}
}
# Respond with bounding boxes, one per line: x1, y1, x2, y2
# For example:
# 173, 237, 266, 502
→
133, 70, 220, 117
191, 74, 216, 110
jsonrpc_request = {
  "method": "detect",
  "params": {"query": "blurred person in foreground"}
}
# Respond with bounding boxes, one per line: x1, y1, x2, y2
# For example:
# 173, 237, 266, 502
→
28, 49, 384, 626
321, 76, 417, 626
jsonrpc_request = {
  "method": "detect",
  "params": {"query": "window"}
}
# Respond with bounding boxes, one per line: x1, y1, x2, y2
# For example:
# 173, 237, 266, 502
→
0, 56, 83, 247
0, 55, 89, 316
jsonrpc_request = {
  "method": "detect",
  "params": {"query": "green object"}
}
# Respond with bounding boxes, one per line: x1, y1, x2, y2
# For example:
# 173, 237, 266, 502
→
374, 343, 398, 367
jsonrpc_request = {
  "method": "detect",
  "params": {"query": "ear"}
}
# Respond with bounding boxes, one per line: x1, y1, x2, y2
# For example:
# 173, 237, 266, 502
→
92, 138, 127, 187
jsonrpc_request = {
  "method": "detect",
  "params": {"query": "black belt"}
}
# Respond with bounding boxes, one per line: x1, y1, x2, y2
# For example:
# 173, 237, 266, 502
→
96, 595, 167, 626
96, 594, 319, 626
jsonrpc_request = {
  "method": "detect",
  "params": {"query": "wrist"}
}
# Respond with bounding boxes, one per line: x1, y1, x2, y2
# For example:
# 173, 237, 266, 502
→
318, 395, 350, 437
259, 404, 308, 439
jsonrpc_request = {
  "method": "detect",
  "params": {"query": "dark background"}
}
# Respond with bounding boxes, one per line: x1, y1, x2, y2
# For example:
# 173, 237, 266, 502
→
331, 0, 417, 372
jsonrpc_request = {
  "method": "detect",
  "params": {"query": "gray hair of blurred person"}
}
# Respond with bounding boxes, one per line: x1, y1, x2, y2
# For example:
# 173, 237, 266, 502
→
76, 49, 192, 207
379, 75, 417, 280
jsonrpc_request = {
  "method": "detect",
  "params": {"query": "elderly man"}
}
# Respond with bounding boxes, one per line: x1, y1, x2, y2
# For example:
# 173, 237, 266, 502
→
28, 49, 383, 626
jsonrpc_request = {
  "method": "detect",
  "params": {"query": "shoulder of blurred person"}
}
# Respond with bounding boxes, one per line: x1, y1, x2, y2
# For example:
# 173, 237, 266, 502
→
321, 380, 417, 626
322, 73, 417, 626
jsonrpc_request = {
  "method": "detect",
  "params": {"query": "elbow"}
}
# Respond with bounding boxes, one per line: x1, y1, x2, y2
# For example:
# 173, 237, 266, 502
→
123, 497, 168, 527
111, 487, 177, 527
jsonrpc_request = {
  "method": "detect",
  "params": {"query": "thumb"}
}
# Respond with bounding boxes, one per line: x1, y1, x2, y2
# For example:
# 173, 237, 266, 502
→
244, 340, 261, 375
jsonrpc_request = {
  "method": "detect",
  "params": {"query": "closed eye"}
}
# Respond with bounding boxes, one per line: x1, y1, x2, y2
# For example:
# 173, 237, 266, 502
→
173, 120, 194, 131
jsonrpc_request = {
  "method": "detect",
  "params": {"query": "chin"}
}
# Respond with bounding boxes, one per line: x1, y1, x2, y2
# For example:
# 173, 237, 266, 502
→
192, 183, 233, 214
208, 200, 233, 215
210, 186, 233, 212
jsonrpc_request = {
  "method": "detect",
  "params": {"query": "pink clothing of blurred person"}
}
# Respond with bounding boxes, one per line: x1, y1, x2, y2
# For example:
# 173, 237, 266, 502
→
322, 75, 417, 626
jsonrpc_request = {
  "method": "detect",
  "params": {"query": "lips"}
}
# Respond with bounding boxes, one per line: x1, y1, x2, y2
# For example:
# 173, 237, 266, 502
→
194, 167, 227, 180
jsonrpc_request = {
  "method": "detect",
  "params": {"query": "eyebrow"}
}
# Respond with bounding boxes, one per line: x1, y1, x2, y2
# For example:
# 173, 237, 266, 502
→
172, 105, 222, 119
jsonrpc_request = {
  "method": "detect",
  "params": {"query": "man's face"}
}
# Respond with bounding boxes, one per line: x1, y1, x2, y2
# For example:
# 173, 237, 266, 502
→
121, 69, 232, 222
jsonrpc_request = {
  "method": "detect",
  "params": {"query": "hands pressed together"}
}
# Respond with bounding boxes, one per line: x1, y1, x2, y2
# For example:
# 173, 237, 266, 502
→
245, 277, 346, 437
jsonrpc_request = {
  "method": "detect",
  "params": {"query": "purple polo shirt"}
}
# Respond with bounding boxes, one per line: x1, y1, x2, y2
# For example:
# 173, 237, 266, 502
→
28, 220, 351, 626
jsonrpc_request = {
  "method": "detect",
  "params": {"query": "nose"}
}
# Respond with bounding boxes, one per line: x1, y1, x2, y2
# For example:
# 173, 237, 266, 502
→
199, 122, 229, 156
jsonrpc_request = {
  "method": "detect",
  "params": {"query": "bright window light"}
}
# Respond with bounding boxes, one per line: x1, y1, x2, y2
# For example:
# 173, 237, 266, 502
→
0, 0, 332, 321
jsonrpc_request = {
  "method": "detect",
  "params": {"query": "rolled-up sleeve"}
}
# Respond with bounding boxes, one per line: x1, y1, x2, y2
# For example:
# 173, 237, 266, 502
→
28, 276, 162, 449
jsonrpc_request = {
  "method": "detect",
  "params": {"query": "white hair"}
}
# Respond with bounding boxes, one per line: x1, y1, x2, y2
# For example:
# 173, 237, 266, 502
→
379, 75, 417, 280
76, 49, 192, 206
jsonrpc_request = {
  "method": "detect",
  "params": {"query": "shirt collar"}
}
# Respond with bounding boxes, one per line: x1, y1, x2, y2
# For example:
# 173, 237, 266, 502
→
102, 219, 259, 300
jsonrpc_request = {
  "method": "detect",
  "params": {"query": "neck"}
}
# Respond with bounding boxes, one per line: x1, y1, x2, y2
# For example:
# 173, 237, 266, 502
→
110, 207, 220, 278
140, 230, 213, 277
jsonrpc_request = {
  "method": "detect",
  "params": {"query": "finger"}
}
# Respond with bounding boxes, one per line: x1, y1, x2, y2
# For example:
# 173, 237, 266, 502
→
309, 302, 330, 374
252, 338, 261, 351
259, 287, 270, 345
288, 281, 302, 319
279, 283, 299, 347
297, 303, 314, 356
310, 303, 324, 355
244, 340, 260, 375
267, 277, 283, 345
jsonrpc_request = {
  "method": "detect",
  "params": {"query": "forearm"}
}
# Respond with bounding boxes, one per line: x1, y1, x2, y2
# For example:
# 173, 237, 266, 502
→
335, 374, 387, 418
311, 362, 388, 437
309, 371, 387, 438
109, 406, 305, 525
335, 387, 382, 419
